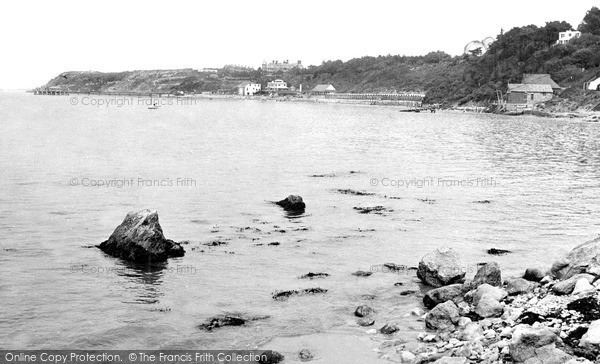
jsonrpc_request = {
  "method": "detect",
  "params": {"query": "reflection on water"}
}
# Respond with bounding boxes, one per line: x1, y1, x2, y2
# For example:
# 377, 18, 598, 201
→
116, 260, 168, 304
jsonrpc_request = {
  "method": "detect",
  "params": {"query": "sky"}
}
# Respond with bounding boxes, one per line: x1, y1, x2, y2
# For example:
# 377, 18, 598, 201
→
1, 0, 598, 89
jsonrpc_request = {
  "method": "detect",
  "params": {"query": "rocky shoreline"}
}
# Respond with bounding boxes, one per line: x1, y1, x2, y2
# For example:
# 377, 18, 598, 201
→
96, 205, 600, 363
364, 240, 600, 363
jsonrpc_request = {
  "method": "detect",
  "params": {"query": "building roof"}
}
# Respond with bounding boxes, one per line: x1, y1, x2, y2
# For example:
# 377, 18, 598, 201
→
237, 81, 259, 87
508, 83, 554, 93
312, 84, 336, 92
522, 74, 561, 89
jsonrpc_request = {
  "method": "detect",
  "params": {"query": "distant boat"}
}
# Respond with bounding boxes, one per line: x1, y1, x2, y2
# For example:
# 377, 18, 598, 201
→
148, 95, 160, 109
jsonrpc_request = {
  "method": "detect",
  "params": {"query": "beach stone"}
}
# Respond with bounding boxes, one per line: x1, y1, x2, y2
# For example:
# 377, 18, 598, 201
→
380, 323, 399, 334
357, 317, 375, 326
98, 209, 185, 263
259, 351, 284, 364
509, 325, 558, 362
552, 273, 595, 295
417, 247, 465, 287
457, 317, 471, 328
500, 327, 514, 338
433, 357, 467, 364
423, 284, 465, 309
426, 301, 459, 330
275, 195, 305, 213
399, 351, 416, 363
505, 277, 536, 296
298, 349, 313, 360
475, 295, 504, 318
354, 305, 374, 317
471, 262, 502, 287
457, 301, 470, 316
524, 268, 545, 282
567, 295, 600, 321
580, 319, 600, 349
471, 283, 507, 305
551, 237, 600, 279
572, 278, 595, 295
565, 360, 594, 364
460, 322, 483, 341
521, 344, 572, 364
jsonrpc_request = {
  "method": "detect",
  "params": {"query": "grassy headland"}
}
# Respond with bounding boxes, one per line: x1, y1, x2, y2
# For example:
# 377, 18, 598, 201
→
40, 7, 600, 112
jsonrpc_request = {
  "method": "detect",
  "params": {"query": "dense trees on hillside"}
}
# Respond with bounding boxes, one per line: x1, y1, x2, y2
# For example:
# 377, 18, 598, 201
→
285, 6, 600, 104
44, 7, 600, 106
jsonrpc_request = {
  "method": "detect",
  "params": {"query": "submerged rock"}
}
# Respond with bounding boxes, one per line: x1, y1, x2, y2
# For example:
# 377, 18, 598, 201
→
98, 209, 184, 263
354, 305, 374, 317
550, 237, 600, 280
272, 288, 327, 301
380, 323, 399, 334
275, 195, 306, 213
417, 248, 466, 287
487, 248, 511, 255
351, 270, 373, 277
357, 317, 375, 326
298, 349, 313, 361
353, 206, 393, 215
298, 272, 330, 279
198, 315, 246, 331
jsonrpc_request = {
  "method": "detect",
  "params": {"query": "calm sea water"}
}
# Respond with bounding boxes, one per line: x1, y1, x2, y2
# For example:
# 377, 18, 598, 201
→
1, 92, 600, 350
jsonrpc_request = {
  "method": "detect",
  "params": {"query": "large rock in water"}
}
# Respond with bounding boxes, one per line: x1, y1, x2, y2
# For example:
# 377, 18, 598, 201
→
98, 209, 185, 263
417, 248, 465, 287
275, 195, 305, 213
551, 237, 600, 279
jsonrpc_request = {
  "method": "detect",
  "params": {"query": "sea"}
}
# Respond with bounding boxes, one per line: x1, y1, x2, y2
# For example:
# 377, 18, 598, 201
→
1, 92, 600, 353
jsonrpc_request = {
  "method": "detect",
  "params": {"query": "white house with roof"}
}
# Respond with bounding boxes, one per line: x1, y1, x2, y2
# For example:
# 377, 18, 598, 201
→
266, 79, 288, 91
556, 30, 581, 45
311, 84, 337, 95
237, 82, 261, 96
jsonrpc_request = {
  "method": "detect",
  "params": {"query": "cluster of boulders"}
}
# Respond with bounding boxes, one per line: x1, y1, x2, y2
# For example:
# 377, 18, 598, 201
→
385, 240, 600, 363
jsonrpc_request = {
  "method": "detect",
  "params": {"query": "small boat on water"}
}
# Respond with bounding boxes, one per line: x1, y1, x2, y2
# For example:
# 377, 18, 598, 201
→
148, 103, 160, 110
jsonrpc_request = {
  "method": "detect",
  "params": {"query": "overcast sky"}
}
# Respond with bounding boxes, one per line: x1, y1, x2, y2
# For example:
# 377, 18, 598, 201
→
1, 0, 598, 89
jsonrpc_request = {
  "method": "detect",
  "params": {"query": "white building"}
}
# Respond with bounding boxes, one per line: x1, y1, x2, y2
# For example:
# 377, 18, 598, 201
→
266, 79, 288, 91
587, 76, 600, 91
556, 30, 581, 45
237, 82, 261, 96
